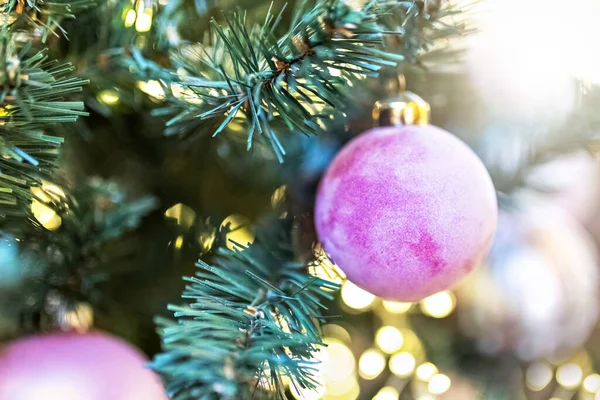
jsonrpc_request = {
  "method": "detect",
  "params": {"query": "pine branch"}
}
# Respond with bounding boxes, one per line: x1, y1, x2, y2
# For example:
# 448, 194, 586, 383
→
0, 178, 157, 331
151, 214, 339, 400
2, 0, 95, 41
0, 32, 88, 216
128, 0, 409, 160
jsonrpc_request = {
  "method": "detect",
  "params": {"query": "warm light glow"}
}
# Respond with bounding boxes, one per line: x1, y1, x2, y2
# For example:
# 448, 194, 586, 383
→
584, 374, 600, 393
124, 9, 136, 27
416, 363, 438, 382
97, 89, 120, 105
525, 362, 553, 391
389, 352, 416, 377
382, 301, 412, 314
428, 374, 451, 395
137, 80, 165, 100
322, 338, 356, 382
359, 349, 386, 380
420, 291, 455, 318
220, 214, 255, 251
556, 363, 583, 389
290, 379, 326, 400
31, 184, 64, 231
328, 67, 342, 77
174, 235, 184, 250
271, 185, 286, 208
376, 326, 404, 354
135, 8, 153, 32
341, 281, 375, 311
63, 302, 93, 333
164, 203, 196, 229
326, 377, 360, 399
373, 386, 399, 400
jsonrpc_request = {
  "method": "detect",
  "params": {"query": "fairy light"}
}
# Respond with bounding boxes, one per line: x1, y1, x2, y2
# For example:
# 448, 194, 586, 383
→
428, 374, 451, 395
583, 374, 600, 392
164, 203, 196, 230
341, 281, 375, 311
124, 9, 136, 27
173, 235, 184, 250
416, 363, 438, 382
556, 363, 583, 389
389, 352, 416, 378
376, 326, 404, 354
359, 349, 386, 380
97, 89, 120, 105
220, 214, 255, 251
525, 362, 553, 391
420, 291, 456, 318
135, 7, 153, 32
373, 386, 399, 400
382, 301, 412, 314
322, 338, 355, 382
31, 184, 64, 231
137, 80, 165, 100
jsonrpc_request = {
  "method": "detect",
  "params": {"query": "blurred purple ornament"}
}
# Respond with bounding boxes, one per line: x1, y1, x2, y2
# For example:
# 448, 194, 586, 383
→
457, 198, 600, 360
314, 125, 498, 301
0, 331, 168, 400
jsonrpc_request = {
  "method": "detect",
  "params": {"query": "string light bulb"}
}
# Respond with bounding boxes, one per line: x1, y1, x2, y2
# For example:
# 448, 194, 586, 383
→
373, 386, 399, 400
416, 362, 438, 382
428, 374, 451, 395
135, 7, 153, 32
96, 89, 120, 105
359, 349, 386, 380
556, 363, 583, 389
389, 352, 416, 377
382, 300, 412, 314
341, 281, 375, 311
376, 326, 404, 354
525, 362, 553, 391
584, 374, 600, 393
420, 291, 456, 318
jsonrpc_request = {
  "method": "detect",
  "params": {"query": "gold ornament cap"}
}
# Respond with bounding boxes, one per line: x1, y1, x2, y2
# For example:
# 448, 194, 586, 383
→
372, 75, 431, 127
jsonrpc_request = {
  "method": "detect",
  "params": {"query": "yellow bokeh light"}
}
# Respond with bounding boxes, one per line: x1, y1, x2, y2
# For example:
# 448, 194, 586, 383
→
290, 379, 326, 400
389, 352, 416, 378
382, 301, 412, 314
341, 281, 375, 311
525, 362, 553, 391
376, 326, 404, 354
164, 203, 196, 230
373, 386, 399, 400
97, 89, 120, 105
556, 363, 583, 389
124, 9, 136, 27
416, 362, 438, 382
173, 235, 184, 250
326, 376, 360, 399
359, 349, 386, 380
420, 291, 456, 318
310, 244, 345, 291
220, 214, 255, 251
135, 8, 153, 32
63, 302, 94, 333
428, 374, 451, 395
584, 374, 600, 393
31, 184, 64, 231
322, 338, 355, 382
137, 80, 165, 100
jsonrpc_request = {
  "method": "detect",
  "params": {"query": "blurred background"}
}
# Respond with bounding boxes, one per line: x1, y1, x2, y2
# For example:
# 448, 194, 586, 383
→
3, 0, 600, 399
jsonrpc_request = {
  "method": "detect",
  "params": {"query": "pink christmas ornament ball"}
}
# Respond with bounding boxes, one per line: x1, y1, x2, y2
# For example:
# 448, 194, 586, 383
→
0, 331, 168, 400
315, 125, 498, 301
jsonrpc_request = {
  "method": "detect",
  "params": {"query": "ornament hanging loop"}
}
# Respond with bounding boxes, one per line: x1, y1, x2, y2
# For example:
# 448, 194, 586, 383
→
372, 74, 431, 127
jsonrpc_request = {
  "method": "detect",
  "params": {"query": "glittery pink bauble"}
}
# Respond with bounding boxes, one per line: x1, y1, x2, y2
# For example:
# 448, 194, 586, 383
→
0, 331, 168, 400
315, 125, 498, 301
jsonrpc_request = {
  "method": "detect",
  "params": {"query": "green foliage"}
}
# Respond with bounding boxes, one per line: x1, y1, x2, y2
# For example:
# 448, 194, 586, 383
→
128, 0, 409, 160
1, 178, 157, 331
152, 214, 339, 400
0, 33, 87, 216
1, 0, 95, 41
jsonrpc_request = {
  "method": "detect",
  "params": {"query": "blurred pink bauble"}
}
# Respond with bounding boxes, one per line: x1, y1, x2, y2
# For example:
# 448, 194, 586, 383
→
0, 331, 168, 400
315, 125, 498, 301
457, 199, 600, 361
527, 150, 600, 224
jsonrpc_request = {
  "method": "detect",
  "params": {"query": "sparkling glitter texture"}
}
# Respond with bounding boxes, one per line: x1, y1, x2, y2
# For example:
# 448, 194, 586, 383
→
315, 125, 498, 301
0, 331, 168, 400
